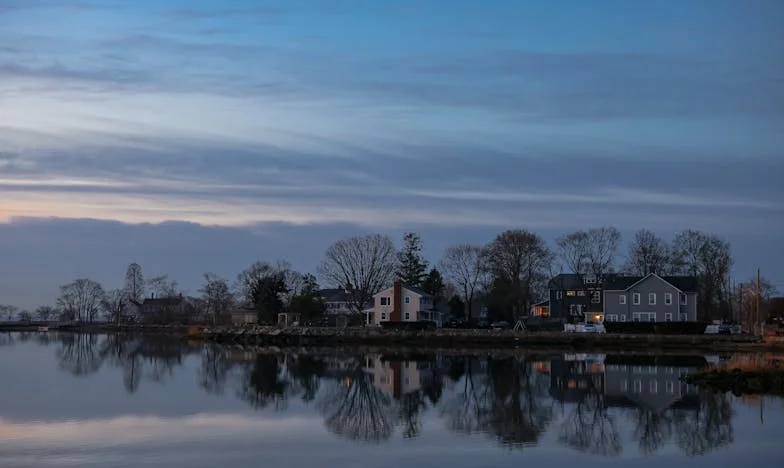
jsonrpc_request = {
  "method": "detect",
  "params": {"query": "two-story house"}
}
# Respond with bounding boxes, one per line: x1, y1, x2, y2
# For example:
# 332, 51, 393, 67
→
603, 273, 698, 322
548, 273, 607, 322
318, 288, 358, 315
369, 282, 440, 327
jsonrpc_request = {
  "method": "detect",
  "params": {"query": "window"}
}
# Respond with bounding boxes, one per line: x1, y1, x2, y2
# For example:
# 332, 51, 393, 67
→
619, 294, 626, 305
404, 296, 410, 304
591, 291, 601, 304
404, 312, 410, 320
680, 293, 687, 305
679, 313, 688, 321
650, 380, 658, 393
380, 297, 390, 306
665, 313, 673, 322
606, 314, 618, 322
556, 291, 564, 300
381, 312, 387, 321
567, 290, 576, 296
633, 293, 641, 305
633, 380, 642, 393
584, 276, 596, 284
620, 314, 626, 322
665, 293, 673, 305
633, 312, 655, 322
666, 381, 675, 394
649, 293, 656, 305
569, 304, 583, 316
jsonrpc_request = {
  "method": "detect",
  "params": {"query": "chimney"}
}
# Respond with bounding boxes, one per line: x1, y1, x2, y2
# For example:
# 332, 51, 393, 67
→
392, 281, 402, 321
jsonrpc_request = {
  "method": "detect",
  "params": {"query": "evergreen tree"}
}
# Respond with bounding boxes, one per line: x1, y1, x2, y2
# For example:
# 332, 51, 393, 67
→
422, 267, 445, 306
395, 232, 429, 287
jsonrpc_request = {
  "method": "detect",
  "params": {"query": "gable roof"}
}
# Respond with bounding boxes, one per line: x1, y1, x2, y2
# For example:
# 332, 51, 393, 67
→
372, 283, 432, 298
604, 273, 698, 292
318, 288, 351, 302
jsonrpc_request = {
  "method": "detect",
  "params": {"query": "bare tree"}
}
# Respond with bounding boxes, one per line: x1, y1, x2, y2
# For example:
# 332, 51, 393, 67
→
439, 244, 486, 322
102, 289, 127, 324
484, 230, 553, 320
670, 230, 733, 320
236, 260, 291, 304
18, 310, 32, 323
57, 279, 105, 322
146, 275, 179, 298
556, 231, 590, 275
624, 229, 670, 276
0, 304, 18, 322
199, 273, 234, 325
35, 305, 56, 323
124, 262, 144, 303
317, 234, 397, 313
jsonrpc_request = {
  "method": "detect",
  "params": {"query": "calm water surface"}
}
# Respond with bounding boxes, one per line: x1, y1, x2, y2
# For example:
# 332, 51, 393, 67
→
1, 332, 783, 468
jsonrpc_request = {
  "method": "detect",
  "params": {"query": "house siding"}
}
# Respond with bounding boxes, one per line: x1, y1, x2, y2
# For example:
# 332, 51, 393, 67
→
371, 284, 427, 325
604, 276, 697, 322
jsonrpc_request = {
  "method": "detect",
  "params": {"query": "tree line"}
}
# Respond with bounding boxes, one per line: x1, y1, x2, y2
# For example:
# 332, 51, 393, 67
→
1, 227, 776, 324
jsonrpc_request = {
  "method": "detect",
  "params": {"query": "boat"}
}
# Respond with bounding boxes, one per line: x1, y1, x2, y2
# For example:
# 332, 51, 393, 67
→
37, 326, 49, 332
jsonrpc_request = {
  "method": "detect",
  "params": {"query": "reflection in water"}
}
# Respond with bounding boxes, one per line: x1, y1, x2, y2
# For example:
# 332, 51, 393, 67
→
0, 333, 751, 458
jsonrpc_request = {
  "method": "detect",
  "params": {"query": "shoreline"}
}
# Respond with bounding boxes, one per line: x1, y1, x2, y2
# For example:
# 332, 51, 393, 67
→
3, 324, 782, 352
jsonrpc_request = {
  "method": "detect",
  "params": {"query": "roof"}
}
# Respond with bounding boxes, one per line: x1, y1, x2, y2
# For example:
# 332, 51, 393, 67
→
372, 283, 433, 298
532, 299, 550, 307
547, 273, 623, 290
318, 288, 351, 302
142, 296, 186, 307
604, 273, 698, 292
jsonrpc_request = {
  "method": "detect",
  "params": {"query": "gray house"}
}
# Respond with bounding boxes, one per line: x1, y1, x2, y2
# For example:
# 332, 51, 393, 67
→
603, 273, 698, 322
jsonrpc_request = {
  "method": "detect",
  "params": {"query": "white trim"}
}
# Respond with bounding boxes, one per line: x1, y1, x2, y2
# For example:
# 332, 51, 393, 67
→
648, 292, 656, 305
619, 294, 626, 305
665, 292, 673, 305
632, 292, 641, 305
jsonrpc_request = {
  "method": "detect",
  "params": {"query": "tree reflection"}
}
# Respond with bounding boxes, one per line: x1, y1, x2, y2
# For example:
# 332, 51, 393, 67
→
318, 363, 398, 443
674, 391, 734, 456
56, 333, 103, 376
238, 354, 291, 410
198, 344, 235, 395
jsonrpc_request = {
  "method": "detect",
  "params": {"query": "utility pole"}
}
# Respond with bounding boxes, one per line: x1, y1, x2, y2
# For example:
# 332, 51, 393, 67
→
757, 268, 761, 336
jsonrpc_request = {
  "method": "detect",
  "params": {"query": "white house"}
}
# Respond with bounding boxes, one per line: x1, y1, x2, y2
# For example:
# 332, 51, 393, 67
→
367, 282, 441, 327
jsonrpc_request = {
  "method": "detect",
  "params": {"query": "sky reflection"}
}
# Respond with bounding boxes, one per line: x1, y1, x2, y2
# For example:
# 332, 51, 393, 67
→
1, 333, 783, 467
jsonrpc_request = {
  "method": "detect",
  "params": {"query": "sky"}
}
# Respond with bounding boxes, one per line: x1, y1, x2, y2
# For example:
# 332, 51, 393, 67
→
1, 0, 783, 308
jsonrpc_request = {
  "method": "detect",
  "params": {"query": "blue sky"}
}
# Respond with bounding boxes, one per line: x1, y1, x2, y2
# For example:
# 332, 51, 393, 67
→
0, 0, 783, 307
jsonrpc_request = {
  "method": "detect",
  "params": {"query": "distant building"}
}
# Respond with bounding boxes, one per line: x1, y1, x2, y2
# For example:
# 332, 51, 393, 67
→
368, 282, 441, 327
603, 273, 698, 323
318, 288, 367, 315
230, 307, 258, 326
548, 273, 699, 323
530, 300, 550, 318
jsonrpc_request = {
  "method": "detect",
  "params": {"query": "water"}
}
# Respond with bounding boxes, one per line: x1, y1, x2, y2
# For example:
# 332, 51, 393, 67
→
1, 333, 783, 467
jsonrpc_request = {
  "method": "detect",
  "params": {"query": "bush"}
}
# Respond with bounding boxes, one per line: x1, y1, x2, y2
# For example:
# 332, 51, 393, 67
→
603, 321, 709, 334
